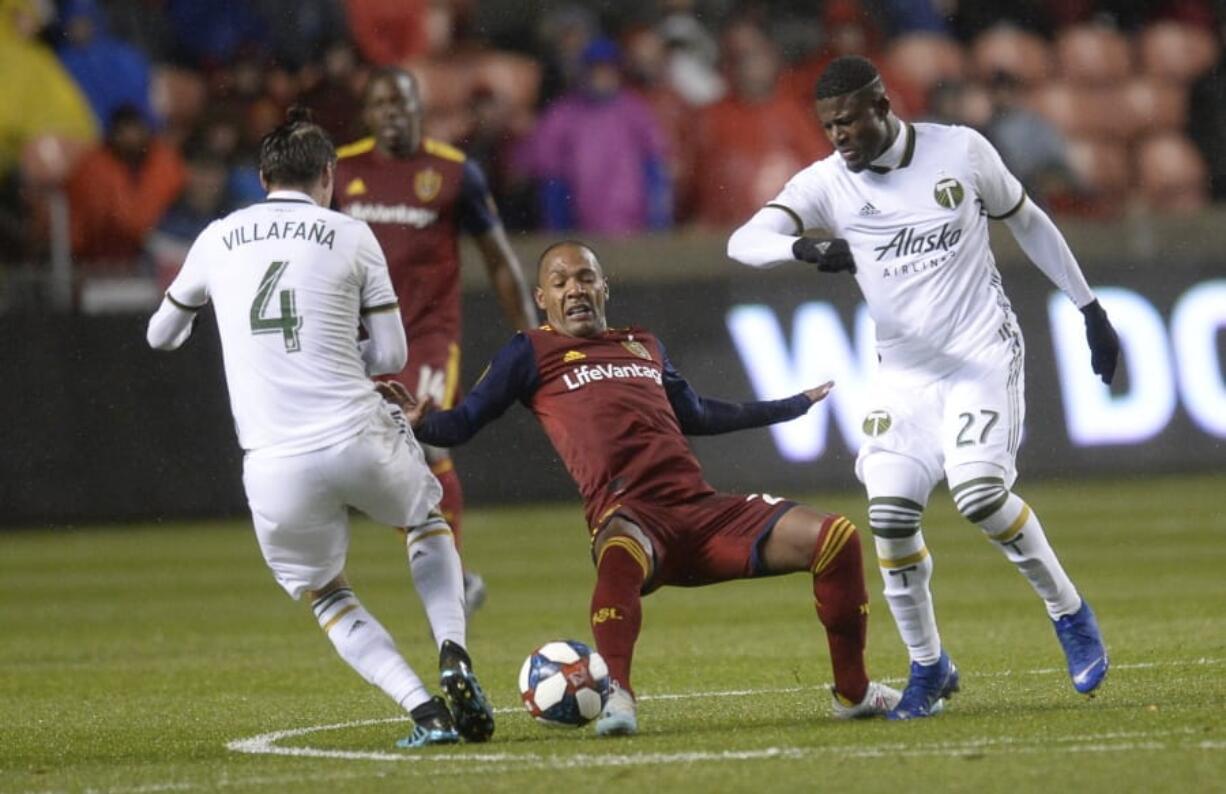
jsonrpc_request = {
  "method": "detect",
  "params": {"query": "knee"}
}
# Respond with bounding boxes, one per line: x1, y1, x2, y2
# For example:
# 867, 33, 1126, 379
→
594, 518, 654, 579
949, 474, 1010, 524
810, 514, 862, 577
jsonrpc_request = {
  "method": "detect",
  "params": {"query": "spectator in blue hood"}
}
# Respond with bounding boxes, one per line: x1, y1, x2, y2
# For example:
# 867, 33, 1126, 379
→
57, 0, 155, 128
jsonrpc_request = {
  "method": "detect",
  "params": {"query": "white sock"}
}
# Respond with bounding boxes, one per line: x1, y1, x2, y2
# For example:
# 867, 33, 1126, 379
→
406, 520, 466, 651
875, 532, 942, 665
313, 587, 430, 712
978, 494, 1082, 619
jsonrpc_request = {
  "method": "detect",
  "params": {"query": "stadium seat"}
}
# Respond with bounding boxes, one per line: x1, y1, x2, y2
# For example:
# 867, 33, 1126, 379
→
1138, 21, 1220, 83
1065, 137, 1130, 195
411, 59, 474, 114
971, 25, 1053, 85
1114, 77, 1188, 139
150, 67, 207, 133
1135, 132, 1209, 212
473, 52, 542, 110
884, 33, 966, 97
1028, 81, 1110, 138
1056, 24, 1132, 85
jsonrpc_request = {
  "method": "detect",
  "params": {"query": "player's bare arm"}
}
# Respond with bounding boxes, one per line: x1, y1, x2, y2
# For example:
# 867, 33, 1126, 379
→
475, 223, 537, 331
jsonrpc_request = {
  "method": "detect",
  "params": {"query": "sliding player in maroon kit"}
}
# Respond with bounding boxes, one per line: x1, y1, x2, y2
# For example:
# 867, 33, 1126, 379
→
335, 68, 537, 614
379, 240, 901, 736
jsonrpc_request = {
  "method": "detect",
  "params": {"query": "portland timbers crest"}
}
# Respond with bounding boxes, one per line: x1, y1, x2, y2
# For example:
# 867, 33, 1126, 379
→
934, 177, 964, 209
863, 410, 892, 437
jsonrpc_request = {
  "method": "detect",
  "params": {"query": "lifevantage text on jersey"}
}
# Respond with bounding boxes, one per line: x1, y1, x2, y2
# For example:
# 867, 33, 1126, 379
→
221, 220, 336, 251
561, 362, 662, 391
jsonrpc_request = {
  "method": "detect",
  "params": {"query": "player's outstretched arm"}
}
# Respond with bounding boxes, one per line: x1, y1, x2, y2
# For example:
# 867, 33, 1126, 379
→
660, 342, 831, 435
410, 332, 541, 447
727, 207, 855, 274
1004, 200, 1120, 384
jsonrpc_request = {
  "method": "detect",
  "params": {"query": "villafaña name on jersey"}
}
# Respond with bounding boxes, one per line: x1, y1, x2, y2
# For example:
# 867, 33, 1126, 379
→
562, 362, 662, 391
222, 220, 336, 251
872, 222, 962, 261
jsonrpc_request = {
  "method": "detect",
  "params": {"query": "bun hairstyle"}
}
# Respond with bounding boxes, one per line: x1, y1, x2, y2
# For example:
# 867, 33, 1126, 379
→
258, 105, 336, 187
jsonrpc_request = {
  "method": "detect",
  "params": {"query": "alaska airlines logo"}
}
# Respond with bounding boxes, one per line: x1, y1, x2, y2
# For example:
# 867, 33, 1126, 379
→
872, 222, 962, 261
346, 202, 439, 228
562, 362, 662, 391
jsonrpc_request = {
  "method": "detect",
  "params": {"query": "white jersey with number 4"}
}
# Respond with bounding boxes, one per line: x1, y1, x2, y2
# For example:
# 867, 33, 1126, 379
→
166, 190, 398, 458
768, 123, 1026, 381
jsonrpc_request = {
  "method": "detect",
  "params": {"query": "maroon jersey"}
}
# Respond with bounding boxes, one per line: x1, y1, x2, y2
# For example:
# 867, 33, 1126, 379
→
334, 137, 497, 341
526, 326, 712, 525
415, 325, 811, 530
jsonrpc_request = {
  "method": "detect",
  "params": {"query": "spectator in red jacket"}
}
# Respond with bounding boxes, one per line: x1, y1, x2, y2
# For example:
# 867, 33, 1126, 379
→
67, 105, 185, 267
687, 22, 830, 227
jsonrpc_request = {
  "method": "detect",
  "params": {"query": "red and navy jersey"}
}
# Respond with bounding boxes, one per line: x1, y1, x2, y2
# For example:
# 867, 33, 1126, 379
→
416, 325, 811, 529
334, 137, 498, 341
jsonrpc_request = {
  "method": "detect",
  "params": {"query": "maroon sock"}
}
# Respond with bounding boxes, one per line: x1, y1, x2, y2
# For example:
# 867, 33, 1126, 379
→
431, 460, 464, 552
811, 514, 870, 704
589, 539, 647, 695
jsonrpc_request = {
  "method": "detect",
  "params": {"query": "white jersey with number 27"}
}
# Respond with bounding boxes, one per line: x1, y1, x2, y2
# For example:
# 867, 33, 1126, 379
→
767, 123, 1026, 381
166, 190, 398, 458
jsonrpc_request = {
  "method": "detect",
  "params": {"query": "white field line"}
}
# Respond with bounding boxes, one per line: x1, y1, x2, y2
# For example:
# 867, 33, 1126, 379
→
221, 656, 1226, 768
22, 658, 1221, 793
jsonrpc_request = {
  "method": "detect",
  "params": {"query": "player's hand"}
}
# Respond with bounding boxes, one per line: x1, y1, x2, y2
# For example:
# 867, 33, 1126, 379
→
793, 237, 856, 274
802, 381, 835, 404
375, 380, 415, 410
1080, 300, 1120, 385
375, 381, 435, 427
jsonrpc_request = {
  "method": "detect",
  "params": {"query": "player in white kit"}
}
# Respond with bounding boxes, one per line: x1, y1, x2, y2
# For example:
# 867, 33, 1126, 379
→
728, 57, 1120, 719
146, 108, 494, 747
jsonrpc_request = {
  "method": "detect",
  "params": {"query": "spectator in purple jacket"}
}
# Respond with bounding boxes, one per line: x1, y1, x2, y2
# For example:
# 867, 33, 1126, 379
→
523, 37, 671, 235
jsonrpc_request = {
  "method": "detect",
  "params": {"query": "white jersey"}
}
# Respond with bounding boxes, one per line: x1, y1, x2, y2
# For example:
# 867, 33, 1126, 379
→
166, 190, 398, 458
768, 123, 1026, 380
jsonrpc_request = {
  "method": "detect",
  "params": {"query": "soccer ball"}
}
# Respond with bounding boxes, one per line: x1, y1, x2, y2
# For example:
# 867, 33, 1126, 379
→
518, 640, 610, 727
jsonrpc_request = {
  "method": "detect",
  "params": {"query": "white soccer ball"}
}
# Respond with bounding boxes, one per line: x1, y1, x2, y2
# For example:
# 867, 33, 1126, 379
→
518, 640, 610, 727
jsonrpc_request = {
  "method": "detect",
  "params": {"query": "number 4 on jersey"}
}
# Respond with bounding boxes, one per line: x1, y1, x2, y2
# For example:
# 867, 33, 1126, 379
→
250, 260, 303, 352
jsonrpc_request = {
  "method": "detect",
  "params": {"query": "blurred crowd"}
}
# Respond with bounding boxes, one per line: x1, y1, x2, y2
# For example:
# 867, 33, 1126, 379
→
3, 0, 1225, 303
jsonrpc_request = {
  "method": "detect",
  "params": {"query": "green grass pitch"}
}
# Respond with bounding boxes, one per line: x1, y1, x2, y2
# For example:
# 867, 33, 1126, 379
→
3, 473, 1224, 793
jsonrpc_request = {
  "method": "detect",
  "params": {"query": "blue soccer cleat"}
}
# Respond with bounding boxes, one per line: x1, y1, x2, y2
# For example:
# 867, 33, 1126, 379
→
1053, 600, 1109, 694
396, 696, 461, 749
887, 651, 960, 720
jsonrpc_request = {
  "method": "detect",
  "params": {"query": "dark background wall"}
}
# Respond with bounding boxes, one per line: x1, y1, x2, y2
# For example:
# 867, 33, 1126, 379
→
3, 233, 1223, 528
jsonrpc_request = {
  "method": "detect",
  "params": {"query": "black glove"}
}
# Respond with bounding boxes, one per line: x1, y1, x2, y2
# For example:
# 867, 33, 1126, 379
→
792, 237, 856, 274
1081, 299, 1120, 385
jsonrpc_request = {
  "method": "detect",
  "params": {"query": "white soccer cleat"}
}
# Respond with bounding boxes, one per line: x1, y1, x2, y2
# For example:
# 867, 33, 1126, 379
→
595, 681, 637, 736
830, 681, 903, 719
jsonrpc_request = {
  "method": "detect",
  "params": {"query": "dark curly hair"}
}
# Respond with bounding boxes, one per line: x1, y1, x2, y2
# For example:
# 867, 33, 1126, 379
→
815, 56, 881, 100
258, 106, 336, 187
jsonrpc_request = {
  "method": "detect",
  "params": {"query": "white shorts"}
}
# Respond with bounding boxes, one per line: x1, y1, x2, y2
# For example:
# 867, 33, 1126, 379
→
243, 404, 444, 600
855, 341, 1025, 493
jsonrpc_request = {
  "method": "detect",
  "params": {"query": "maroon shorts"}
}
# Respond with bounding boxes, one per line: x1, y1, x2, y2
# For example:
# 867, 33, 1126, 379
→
379, 332, 462, 410
594, 492, 797, 593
